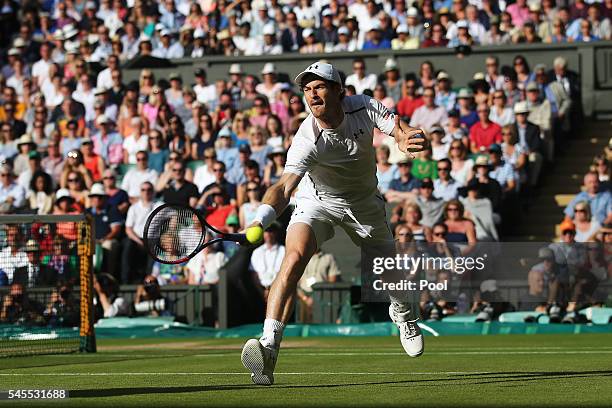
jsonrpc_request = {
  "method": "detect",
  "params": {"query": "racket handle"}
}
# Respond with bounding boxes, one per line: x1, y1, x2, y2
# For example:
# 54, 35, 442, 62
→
224, 233, 248, 245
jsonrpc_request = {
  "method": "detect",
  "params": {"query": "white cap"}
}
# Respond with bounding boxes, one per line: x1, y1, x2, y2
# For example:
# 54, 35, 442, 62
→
456, 20, 468, 29
55, 188, 72, 202
229, 63, 242, 74
367, 21, 381, 31
155, 23, 165, 31
396, 24, 409, 34
407, 7, 418, 17
89, 183, 107, 197
53, 30, 64, 41
263, 24, 275, 35
85, 1, 96, 9
513, 101, 530, 114
7, 48, 19, 56
252, 0, 266, 10
302, 27, 314, 37
338, 26, 349, 35
437, 71, 450, 80
96, 114, 110, 125
294, 62, 343, 88
322, 9, 334, 17
384, 58, 397, 71
160, 29, 171, 37
13, 38, 26, 48
194, 28, 205, 38
473, 72, 485, 80
261, 62, 276, 75
94, 87, 108, 95
63, 24, 79, 39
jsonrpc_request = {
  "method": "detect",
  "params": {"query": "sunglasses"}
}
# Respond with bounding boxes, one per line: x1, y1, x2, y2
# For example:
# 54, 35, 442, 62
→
437, 167, 449, 171
447, 207, 459, 212
0, 173, 9, 177
136, 157, 148, 161
397, 232, 412, 237
68, 178, 79, 182
562, 230, 576, 235
247, 188, 259, 192
103, 176, 115, 180
213, 168, 224, 172
172, 168, 184, 173
574, 208, 586, 213
205, 155, 216, 159
433, 232, 446, 237
141, 188, 153, 192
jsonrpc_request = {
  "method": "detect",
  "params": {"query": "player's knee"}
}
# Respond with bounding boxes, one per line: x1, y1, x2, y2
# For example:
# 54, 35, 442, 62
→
279, 250, 308, 284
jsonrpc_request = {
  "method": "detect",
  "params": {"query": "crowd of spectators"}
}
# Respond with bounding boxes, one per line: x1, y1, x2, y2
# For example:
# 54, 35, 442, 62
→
0, 0, 610, 325
1, 0, 609, 61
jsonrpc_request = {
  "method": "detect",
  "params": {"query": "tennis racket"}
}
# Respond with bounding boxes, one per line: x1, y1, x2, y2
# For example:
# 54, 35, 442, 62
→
143, 203, 263, 264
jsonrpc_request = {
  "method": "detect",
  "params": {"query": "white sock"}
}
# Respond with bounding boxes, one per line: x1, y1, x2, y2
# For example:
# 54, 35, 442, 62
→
259, 318, 284, 350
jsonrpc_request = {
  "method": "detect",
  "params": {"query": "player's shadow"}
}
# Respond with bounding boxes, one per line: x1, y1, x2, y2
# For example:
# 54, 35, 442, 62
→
67, 370, 612, 398
70, 384, 262, 398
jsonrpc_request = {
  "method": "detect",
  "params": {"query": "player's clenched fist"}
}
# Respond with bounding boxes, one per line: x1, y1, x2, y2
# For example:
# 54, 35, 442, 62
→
394, 115, 428, 155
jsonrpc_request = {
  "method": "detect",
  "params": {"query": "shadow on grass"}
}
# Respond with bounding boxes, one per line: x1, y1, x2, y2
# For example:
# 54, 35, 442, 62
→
69, 370, 612, 398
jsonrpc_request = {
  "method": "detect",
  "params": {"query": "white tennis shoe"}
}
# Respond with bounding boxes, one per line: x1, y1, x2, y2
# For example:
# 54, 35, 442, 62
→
241, 339, 277, 386
389, 304, 424, 357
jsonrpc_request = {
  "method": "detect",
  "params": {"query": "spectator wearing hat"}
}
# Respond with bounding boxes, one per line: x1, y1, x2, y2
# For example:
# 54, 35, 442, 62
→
469, 103, 502, 154
0, 165, 26, 214
422, 23, 449, 48
153, 29, 184, 59
443, 109, 468, 145
93, 87, 118, 123
250, 222, 285, 299
488, 144, 517, 194
333, 26, 358, 52
385, 158, 421, 203
363, 23, 391, 49
429, 125, 449, 161
13, 134, 36, 176
256, 64, 284, 104
472, 155, 504, 211
17, 151, 45, 190
14, 239, 58, 287
345, 58, 378, 95
409, 87, 448, 132
455, 88, 477, 129
86, 183, 123, 276
447, 20, 475, 47
92, 115, 123, 166
381, 59, 403, 104
261, 24, 283, 55
564, 172, 612, 226
434, 158, 460, 201
534, 64, 571, 137
415, 178, 446, 228
263, 146, 286, 187
434, 71, 456, 112
511, 101, 542, 186
122, 181, 160, 283
319, 10, 339, 46
459, 178, 499, 241
300, 27, 324, 53
193, 68, 217, 109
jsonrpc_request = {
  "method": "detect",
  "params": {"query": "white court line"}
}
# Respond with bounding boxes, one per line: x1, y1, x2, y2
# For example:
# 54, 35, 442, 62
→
0, 372, 492, 376
277, 351, 612, 356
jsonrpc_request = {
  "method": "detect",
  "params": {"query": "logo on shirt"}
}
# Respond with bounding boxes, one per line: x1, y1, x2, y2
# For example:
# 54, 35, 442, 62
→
353, 128, 365, 140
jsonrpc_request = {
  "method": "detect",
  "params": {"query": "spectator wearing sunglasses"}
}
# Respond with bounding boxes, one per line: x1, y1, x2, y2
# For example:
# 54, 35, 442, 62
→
121, 151, 159, 203
0, 164, 26, 214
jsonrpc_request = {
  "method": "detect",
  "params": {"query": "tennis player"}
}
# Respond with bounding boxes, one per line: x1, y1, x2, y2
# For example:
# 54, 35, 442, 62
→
241, 62, 427, 385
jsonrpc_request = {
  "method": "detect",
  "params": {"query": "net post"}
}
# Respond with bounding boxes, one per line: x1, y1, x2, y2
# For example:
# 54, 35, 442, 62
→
79, 214, 96, 353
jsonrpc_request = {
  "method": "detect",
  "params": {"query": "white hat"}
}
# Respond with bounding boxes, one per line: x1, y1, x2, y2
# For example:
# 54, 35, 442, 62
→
138, 33, 152, 42
473, 72, 485, 81
85, 1, 96, 9
252, 0, 267, 10
261, 62, 276, 75
89, 183, 108, 197
17, 134, 34, 145
87, 34, 99, 45
94, 87, 108, 96
194, 28, 205, 39
160, 29, 171, 37
295, 62, 343, 88
338, 26, 349, 36
367, 21, 381, 31
322, 9, 334, 17
63, 24, 79, 39
217, 30, 230, 40
13, 38, 26, 48
229, 63, 242, 75
96, 114, 110, 125
384, 58, 397, 72
55, 188, 72, 202
53, 30, 64, 41
437, 71, 450, 80
513, 101, 530, 114
7, 48, 20, 56
155, 23, 165, 31
302, 27, 315, 37
457, 88, 474, 99
407, 7, 418, 17
263, 24, 276, 36
456, 20, 468, 29
396, 24, 409, 34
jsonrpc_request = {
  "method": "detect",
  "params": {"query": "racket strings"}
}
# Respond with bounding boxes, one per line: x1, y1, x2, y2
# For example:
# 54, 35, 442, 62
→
147, 206, 204, 263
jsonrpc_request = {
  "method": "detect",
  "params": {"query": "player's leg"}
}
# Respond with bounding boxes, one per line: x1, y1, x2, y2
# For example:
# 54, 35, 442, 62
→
339, 199, 424, 357
241, 222, 320, 386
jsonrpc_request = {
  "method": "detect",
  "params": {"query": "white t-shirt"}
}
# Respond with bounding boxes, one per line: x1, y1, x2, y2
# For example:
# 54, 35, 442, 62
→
121, 168, 159, 198
123, 134, 149, 164
125, 200, 162, 238
193, 164, 216, 193
0, 247, 28, 283
186, 251, 227, 284
250, 243, 285, 287
31, 58, 52, 86
284, 95, 396, 205
344, 73, 378, 95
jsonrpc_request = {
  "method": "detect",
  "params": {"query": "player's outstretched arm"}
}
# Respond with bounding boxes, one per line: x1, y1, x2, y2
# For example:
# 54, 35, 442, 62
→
249, 172, 303, 229
393, 115, 428, 155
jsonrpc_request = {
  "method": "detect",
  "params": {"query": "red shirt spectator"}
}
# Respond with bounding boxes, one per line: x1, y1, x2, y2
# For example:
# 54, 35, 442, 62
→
396, 78, 424, 119
469, 104, 502, 153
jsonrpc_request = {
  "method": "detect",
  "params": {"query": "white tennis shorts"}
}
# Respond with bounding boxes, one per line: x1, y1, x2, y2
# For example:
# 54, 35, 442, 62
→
288, 192, 394, 250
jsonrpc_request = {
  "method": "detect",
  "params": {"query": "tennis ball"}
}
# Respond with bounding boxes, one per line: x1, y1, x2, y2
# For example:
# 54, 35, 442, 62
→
246, 225, 264, 245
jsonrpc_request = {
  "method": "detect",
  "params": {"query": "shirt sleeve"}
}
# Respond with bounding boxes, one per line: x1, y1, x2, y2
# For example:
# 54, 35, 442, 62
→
125, 205, 135, 229
364, 95, 396, 135
283, 127, 317, 177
